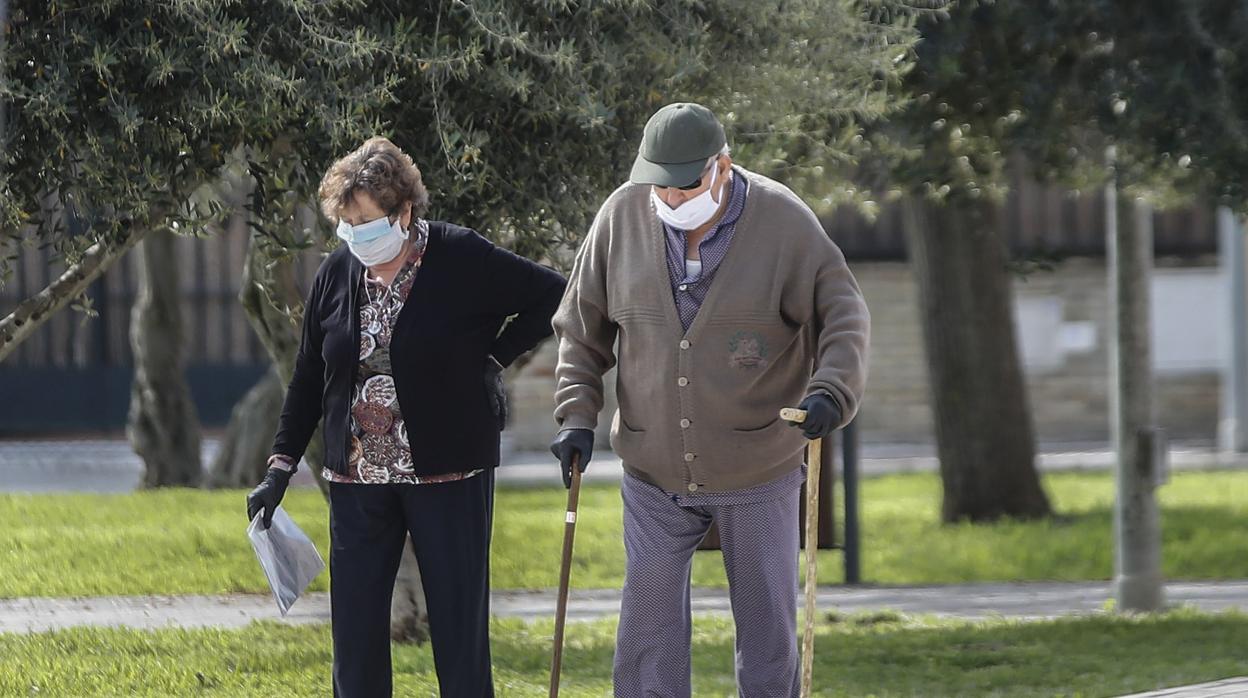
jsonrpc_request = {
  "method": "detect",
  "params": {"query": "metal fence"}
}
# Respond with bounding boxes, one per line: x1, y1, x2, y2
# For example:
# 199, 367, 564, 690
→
0, 219, 326, 371
825, 176, 1217, 261
0, 219, 321, 431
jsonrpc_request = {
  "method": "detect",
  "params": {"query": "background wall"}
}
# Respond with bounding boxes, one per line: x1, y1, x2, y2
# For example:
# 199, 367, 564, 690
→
501, 257, 1225, 453
0, 174, 1226, 447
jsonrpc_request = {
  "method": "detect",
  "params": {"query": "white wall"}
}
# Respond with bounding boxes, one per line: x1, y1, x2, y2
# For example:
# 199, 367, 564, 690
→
1013, 267, 1225, 374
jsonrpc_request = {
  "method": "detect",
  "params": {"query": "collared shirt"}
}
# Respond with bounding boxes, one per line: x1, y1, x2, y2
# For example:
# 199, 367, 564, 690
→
661, 171, 750, 331
661, 170, 795, 505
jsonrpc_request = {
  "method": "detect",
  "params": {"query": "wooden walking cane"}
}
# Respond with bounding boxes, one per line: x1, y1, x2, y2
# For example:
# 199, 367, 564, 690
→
780, 406, 822, 698
549, 453, 582, 697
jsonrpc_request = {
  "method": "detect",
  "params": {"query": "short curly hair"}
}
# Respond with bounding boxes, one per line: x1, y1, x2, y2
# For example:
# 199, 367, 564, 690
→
318, 137, 430, 223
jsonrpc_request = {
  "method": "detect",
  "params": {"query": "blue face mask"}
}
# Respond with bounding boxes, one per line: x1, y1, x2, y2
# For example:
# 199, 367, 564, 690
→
336, 215, 397, 243
335, 215, 409, 267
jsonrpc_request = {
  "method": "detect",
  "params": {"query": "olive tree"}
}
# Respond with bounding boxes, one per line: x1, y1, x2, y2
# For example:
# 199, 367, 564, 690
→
3, 0, 924, 640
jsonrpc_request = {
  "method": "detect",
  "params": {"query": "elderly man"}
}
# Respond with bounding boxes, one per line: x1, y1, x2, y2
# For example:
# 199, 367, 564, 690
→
550, 102, 870, 696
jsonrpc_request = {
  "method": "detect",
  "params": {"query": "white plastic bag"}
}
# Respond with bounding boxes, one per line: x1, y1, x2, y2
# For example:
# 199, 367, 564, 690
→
247, 506, 325, 616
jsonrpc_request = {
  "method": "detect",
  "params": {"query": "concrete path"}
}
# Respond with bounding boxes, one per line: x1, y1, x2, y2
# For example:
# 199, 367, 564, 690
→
2, 437, 1246, 493
4, 580, 1248, 634
1116, 677, 1248, 697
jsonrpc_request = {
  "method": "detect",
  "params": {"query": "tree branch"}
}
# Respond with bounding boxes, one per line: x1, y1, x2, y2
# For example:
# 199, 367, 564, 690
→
0, 225, 148, 363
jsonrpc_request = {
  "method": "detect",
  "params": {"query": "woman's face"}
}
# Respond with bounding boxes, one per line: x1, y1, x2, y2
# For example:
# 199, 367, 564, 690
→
339, 192, 413, 230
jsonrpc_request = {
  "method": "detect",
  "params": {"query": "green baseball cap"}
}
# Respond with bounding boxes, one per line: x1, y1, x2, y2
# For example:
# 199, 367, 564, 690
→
629, 102, 727, 187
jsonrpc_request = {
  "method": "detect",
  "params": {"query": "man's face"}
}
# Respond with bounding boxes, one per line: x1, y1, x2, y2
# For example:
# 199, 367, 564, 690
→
653, 156, 730, 209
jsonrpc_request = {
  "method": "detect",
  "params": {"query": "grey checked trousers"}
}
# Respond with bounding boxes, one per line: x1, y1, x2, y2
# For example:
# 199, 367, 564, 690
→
613, 473, 802, 698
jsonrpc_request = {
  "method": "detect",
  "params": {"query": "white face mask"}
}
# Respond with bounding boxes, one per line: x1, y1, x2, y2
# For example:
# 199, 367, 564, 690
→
335, 215, 409, 267
650, 161, 724, 230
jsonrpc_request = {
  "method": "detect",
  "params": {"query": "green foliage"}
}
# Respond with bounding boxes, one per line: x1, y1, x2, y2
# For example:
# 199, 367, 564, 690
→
736, 1, 950, 215
863, 0, 1248, 211
245, 0, 928, 267
1, 1, 925, 285
0, 0, 391, 282
857, 1, 1084, 207
1039, 1, 1248, 209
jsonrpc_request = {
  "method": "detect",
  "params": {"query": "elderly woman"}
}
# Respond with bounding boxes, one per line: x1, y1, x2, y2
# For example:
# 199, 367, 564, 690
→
246, 136, 566, 697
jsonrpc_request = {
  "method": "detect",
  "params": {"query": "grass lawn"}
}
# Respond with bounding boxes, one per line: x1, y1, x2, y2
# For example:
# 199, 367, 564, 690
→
2, 610, 1246, 696
0, 470, 1246, 597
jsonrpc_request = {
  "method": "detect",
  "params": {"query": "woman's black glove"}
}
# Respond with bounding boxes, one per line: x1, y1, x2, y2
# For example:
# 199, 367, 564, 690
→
550, 428, 594, 488
485, 355, 508, 429
787, 393, 841, 440
246, 467, 293, 529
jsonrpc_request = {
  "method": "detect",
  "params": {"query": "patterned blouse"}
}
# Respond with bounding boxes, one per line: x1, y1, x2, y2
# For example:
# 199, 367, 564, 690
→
322, 220, 484, 485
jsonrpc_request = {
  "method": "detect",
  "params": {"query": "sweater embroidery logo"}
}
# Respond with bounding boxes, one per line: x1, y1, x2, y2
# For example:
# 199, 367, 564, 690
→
728, 331, 769, 369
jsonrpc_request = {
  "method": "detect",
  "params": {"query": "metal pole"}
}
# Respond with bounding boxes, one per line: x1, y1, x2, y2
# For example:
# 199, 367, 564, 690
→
1218, 207, 1248, 453
1106, 156, 1164, 612
842, 418, 860, 585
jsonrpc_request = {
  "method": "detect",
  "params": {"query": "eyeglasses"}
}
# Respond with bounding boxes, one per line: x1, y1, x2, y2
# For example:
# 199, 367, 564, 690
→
676, 176, 706, 191
676, 166, 714, 191
663, 162, 716, 191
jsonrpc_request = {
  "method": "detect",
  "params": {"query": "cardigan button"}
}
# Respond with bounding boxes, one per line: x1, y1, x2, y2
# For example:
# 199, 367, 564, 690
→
687, 483, 698, 492
679, 340, 690, 350
677, 377, 689, 387
684, 452, 695, 462
680, 418, 691, 429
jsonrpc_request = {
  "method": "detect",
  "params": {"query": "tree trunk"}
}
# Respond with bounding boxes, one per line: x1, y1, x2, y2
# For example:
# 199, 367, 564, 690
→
391, 538, 431, 643
240, 220, 429, 641
0, 0, 8, 152
237, 224, 330, 499
127, 228, 203, 487
0, 224, 148, 363
901, 197, 1051, 522
207, 369, 283, 488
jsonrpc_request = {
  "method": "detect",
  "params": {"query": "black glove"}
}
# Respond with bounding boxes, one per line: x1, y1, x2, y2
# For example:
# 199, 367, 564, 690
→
246, 466, 293, 529
550, 428, 594, 489
485, 355, 508, 429
786, 393, 841, 440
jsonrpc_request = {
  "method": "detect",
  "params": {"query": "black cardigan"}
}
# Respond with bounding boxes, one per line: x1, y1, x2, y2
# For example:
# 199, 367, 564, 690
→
272, 221, 567, 476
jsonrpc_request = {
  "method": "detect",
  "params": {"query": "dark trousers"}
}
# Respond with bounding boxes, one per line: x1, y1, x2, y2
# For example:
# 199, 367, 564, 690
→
328, 471, 495, 698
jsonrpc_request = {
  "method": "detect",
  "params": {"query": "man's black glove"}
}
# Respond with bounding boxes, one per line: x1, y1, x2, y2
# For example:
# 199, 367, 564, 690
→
485, 355, 508, 429
550, 428, 594, 489
246, 467, 293, 529
786, 393, 841, 440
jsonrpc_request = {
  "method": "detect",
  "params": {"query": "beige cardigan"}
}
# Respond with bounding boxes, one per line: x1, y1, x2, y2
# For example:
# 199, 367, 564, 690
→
553, 166, 869, 493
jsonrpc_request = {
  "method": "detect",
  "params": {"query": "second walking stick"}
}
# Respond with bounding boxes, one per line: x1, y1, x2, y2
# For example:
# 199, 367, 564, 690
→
549, 453, 582, 697
780, 406, 823, 698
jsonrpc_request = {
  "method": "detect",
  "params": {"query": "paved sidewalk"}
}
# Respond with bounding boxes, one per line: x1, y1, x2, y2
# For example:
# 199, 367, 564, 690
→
3, 580, 1248, 634
1116, 677, 1248, 697
2, 437, 1246, 492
